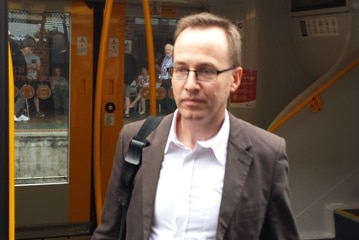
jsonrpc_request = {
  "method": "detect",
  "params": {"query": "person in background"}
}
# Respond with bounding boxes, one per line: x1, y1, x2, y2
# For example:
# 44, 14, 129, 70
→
24, 36, 45, 117
50, 32, 69, 80
129, 66, 150, 115
124, 50, 137, 118
13, 37, 34, 122
92, 12, 299, 240
50, 66, 69, 120
156, 43, 176, 114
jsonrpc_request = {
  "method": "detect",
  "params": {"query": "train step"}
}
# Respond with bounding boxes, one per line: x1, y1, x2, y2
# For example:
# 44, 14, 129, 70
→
333, 209, 359, 240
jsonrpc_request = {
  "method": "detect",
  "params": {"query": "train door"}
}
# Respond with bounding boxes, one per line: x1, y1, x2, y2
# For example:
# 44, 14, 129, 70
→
9, 1, 96, 238
8, 0, 207, 238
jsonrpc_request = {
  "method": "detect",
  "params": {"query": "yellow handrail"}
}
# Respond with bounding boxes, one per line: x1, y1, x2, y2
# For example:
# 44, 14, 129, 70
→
268, 57, 359, 133
8, 42, 15, 240
142, 0, 157, 115
94, 0, 114, 223
8, 43, 15, 240
93, 0, 157, 223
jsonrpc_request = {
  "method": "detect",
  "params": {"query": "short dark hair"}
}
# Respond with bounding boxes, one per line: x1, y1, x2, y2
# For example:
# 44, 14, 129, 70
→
20, 36, 36, 49
174, 12, 242, 67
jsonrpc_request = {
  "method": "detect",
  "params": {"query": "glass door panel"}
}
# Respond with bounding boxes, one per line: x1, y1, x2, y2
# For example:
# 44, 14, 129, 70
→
9, 1, 94, 237
9, 9, 70, 185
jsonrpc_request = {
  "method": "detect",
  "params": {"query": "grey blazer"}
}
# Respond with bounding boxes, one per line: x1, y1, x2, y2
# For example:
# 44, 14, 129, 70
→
92, 113, 299, 240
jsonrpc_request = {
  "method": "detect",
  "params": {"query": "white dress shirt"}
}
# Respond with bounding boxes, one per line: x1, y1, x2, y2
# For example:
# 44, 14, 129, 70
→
150, 110, 230, 240
158, 56, 172, 80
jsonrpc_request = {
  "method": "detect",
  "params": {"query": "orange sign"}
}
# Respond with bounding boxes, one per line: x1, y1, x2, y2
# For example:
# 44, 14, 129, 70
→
161, 3, 176, 18
20, 85, 35, 99
156, 87, 166, 100
37, 85, 52, 100
140, 87, 150, 100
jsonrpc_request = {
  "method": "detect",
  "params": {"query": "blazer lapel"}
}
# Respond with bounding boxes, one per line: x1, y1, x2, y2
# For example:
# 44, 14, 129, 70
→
216, 115, 253, 239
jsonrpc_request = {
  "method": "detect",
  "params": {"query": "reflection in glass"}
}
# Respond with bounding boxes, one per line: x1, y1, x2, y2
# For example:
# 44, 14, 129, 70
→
9, 9, 70, 185
124, 17, 177, 124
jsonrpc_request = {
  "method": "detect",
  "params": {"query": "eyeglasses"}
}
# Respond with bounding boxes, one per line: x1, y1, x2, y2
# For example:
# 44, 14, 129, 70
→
169, 66, 236, 82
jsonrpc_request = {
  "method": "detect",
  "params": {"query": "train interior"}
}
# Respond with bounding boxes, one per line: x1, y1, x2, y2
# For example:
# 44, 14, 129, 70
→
3, 0, 359, 239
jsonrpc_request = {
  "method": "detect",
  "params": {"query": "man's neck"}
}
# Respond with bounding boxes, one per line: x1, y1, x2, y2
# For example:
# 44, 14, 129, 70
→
176, 114, 224, 149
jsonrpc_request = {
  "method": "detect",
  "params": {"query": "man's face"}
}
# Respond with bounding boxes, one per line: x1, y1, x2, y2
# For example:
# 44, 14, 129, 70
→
52, 34, 65, 50
172, 27, 242, 122
23, 46, 33, 56
164, 44, 173, 57
54, 68, 61, 76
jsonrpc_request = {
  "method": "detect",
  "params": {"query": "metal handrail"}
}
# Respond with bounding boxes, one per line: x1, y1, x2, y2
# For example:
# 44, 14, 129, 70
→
93, 0, 157, 223
93, 0, 114, 223
268, 57, 359, 133
142, 0, 157, 115
8, 42, 15, 240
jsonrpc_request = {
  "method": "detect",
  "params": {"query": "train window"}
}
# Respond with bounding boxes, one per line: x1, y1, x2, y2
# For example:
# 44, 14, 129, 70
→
291, 0, 348, 16
122, 16, 177, 121
291, 0, 346, 11
129, 16, 177, 70
9, 9, 70, 185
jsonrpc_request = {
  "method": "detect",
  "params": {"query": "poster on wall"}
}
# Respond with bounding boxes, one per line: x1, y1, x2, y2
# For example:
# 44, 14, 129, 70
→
230, 69, 257, 108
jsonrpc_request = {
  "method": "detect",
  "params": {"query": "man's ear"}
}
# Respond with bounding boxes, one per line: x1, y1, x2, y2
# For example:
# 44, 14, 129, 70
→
230, 67, 242, 92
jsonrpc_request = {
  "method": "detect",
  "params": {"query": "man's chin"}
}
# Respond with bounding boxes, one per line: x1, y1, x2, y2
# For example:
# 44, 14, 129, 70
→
179, 109, 206, 121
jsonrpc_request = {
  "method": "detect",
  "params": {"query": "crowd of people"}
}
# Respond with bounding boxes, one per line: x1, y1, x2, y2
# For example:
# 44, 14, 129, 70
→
11, 32, 69, 122
124, 42, 177, 117
129, 66, 150, 115
12, 29, 178, 122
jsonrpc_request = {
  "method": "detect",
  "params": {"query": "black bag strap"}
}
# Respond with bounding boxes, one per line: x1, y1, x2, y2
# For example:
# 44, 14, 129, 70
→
118, 115, 164, 240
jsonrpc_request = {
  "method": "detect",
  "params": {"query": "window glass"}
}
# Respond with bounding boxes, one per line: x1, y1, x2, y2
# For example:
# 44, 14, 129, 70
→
291, 0, 346, 12
124, 16, 177, 123
9, 9, 70, 185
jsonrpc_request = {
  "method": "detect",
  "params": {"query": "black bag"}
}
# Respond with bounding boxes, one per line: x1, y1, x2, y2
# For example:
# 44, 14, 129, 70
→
118, 116, 164, 240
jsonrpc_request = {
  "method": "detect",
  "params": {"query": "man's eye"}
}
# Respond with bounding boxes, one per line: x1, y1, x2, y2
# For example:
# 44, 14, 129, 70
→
175, 67, 187, 73
198, 68, 215, 75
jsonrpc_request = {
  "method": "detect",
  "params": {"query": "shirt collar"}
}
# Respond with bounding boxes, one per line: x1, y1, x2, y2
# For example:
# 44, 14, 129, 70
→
165, 110, 230, 165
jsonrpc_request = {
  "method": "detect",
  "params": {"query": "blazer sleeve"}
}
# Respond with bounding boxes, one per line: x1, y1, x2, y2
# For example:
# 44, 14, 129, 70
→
91, 121, 143, 240
259, 139, 299, 240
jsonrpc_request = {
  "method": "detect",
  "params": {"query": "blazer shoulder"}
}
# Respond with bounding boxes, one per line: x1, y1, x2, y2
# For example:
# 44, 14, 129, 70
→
229, 114, 285, 152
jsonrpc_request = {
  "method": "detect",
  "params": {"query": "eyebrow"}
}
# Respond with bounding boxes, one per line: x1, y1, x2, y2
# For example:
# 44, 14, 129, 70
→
173, 61, 216, 68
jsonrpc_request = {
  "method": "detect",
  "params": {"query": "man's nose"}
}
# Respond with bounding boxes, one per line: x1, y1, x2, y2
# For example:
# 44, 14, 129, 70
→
184, 71, 198, 87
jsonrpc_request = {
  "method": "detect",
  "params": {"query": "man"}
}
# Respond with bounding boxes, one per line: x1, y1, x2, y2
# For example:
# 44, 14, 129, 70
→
92, 12, 299, 239
50, 66, 69, 119
50, 32, 69, 79
157, 43, 173, 81
13, 37, 34, 122
157, 43, 176, 114
24, 36, 45, 117
50, 32, 70, 118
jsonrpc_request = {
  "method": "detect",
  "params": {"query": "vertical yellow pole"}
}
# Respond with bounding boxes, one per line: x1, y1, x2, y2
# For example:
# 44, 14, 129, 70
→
94, 0, 114, 223
142, 0, 157, 115
8, 44, 15, 240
